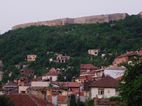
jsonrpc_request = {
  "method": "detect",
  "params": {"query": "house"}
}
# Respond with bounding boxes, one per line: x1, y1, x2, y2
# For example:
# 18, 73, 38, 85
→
47, 95, 69, 106
31, 81, 50, 87
113, 50, 142, 66
26, 54, 37, 62
18, 85, 29, 94
80, 64, 97, 74
42, 68, 59, 81
56, 54, 70, 63
20, 69, 34, 77
3, 81, 18, 94
78, 69, 104, 83
6, 94, 50, 106
104, 66, 126, 78
51, 82, 82, 95
89, 76, 119, 99
113, 54, 129, 66
88, 49, 100, 56
27, 86, 48, 100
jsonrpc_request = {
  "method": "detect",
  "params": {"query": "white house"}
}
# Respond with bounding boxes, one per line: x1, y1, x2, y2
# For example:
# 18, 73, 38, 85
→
88, 49, 99, 56
89, 76, 119, 99
18, 86, 29, 94
31, 81, 50, 87
104, 66, 126, 78
26, 54, 37, 62
42, 68, 59, 81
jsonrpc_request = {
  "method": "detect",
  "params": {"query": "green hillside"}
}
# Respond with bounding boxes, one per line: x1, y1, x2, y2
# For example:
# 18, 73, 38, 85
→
0, 15, 142, 82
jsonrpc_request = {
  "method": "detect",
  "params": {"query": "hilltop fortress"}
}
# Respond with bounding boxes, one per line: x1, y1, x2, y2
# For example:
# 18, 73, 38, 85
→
12, 13, 128, 29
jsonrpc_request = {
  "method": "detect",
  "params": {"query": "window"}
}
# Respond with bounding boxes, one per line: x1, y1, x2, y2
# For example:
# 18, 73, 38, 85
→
98, 88, 104, 95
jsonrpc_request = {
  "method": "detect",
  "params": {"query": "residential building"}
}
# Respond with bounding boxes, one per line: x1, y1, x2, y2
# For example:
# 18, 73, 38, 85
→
42, 68, 59, 81
89, 76, 119, 99
56, 54, 70, 63
31, 81, 50, 87
6, 94, 50, 106
88, 49, 100, 56
3, 81, 18, 94
20, 69, 34, 77
80, 64, 97, 74
26, 54, 37, 62
18, 85, 29, 94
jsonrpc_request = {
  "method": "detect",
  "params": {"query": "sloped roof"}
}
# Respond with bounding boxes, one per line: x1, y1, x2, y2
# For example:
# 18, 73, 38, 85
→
105, 66, 126, 70
6, 94, 51, 106
89, 76, 119, 88
3, 82, 18, 88
80, 64, 97, 69
44, 68, 59, 76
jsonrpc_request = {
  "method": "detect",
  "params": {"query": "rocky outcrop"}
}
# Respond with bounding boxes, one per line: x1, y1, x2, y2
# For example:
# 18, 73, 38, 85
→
12, 13, 128, 30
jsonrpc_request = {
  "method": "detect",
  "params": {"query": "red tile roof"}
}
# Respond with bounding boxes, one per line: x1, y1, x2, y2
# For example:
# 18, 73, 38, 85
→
89, 76, 119, 88
3, 82, 18, 88
45, 68, 59, 76
6, 94, 51, 106
20, 69, 34, 76
80, 64, 97, 70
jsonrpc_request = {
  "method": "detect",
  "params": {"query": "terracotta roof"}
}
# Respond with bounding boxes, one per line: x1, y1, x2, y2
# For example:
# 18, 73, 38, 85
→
80, 64, 97, 69
89, 76, 119, 88
3, 82, 18, 88
116, 76, 123, 81
20, 69, 34, 76
6, 94, 51, 106
44, 68, 59, 76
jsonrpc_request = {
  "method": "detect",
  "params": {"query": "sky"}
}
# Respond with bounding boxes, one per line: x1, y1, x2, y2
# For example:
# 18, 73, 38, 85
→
0, 0, 142, 33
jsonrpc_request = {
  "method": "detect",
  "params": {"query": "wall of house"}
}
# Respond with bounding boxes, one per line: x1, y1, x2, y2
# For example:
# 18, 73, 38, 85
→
90, 88, 117, 99
31, 81, 49, 87
18, 86, 29, 93
58, 104, 68, 106
42, 76, 57, 81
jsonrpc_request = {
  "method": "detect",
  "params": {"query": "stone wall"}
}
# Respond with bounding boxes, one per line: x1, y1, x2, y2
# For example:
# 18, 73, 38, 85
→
12, 13, 128, 30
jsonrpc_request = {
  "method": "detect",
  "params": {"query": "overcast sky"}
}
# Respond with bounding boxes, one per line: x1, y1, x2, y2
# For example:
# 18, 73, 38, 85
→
0, 0, 142, 33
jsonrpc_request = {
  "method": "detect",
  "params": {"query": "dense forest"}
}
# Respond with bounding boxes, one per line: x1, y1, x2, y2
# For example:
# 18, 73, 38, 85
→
0, 15, 142, 82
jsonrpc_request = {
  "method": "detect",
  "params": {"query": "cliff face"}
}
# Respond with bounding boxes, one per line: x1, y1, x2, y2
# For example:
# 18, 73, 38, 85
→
12, 13, 128, 30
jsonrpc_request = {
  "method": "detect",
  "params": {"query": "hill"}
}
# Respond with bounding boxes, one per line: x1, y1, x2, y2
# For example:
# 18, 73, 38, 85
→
0, 15, 142, 82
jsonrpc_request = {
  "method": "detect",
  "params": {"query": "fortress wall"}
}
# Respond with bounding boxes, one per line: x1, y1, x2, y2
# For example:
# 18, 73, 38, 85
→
12, 13, 128, 30
108, 13, 128, 22
74, 15, 109, 24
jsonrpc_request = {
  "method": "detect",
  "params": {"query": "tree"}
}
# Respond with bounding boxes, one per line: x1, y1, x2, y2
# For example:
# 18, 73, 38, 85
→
120, 62, 142, 106
0, 96, 15, 106
70, 95, 77, 106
